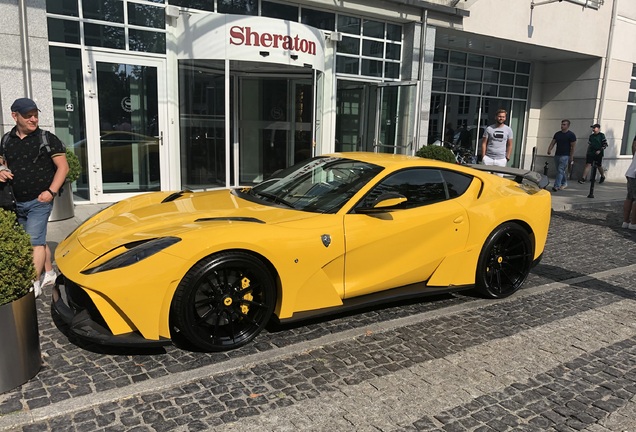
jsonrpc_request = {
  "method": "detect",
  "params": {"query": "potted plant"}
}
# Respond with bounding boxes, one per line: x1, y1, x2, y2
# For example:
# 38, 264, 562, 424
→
50, 148, 81, 221
0, 209, 41, 394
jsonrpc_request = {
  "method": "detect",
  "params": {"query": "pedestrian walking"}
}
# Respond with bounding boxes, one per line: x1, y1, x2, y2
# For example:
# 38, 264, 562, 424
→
578, 123, 608, 184
0, 98, 69, 297
622, 135, 636, 230
547, 119, 576, 192
481, 109, 513, 170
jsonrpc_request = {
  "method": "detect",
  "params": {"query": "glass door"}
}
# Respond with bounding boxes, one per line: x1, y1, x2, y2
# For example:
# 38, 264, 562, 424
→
373, 81, 418, 155
238, 76, 314, 184
83, 52, 168, 202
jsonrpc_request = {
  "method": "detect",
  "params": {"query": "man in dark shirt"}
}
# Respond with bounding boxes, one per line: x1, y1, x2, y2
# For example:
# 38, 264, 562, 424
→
0, 98, 69, 296
547, 119, 577, 191
579, 123, 608, 184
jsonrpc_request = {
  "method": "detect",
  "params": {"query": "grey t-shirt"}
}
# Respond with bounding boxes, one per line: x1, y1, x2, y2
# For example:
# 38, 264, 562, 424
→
483, 124, 513, 159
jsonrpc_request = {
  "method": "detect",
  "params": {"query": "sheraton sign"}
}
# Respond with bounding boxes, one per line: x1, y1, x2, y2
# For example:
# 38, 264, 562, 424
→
229, 26, 317, 56
177, 14, 325, 71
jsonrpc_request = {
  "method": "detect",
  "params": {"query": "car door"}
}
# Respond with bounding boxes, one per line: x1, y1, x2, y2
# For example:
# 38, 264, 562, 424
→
343, 168, 470, 299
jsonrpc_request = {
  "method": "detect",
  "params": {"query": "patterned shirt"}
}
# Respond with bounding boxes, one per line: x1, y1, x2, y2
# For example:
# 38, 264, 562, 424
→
1, 127, 66, 202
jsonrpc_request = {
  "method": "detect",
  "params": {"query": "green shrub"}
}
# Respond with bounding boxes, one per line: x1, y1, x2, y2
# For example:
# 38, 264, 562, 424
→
415, 145, 457, 164
0, 209, 35, 306
66, 149, 81, 183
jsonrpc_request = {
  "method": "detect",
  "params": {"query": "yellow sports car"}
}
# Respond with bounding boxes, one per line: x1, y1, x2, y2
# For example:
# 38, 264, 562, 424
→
52, 152, 551, 352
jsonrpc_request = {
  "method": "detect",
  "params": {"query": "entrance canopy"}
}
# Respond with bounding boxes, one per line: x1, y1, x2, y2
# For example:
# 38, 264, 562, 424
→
177, 14, 326, 72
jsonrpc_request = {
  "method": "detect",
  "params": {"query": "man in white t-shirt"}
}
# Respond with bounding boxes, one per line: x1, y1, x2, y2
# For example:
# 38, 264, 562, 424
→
481, 109, 513, 168
622, 135, 636, 230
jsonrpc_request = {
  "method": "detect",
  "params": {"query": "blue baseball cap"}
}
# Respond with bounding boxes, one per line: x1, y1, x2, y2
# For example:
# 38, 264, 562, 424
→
11, 98, 40, 115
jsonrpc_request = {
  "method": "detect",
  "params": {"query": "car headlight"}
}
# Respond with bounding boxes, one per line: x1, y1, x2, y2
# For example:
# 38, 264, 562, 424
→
82, 237, 181, 274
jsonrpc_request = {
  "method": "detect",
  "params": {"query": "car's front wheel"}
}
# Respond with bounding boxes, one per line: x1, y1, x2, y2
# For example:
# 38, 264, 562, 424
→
475, 223, 533, 299
171, 251, 276, 352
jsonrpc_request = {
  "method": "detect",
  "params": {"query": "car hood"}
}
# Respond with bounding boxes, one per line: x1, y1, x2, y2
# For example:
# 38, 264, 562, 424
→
75, 189, 317, 255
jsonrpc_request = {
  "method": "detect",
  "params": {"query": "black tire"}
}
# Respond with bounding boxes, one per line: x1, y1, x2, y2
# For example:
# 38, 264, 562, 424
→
171, 251, 275, 352
475, 223, 533, 299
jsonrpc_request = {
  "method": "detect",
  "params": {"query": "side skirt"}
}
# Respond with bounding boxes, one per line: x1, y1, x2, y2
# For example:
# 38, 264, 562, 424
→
278, 282, 474, 325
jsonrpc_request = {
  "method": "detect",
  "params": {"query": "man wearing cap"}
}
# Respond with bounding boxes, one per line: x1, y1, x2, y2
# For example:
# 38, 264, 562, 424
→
578, 123, 607, 184
0, 98, 68, 297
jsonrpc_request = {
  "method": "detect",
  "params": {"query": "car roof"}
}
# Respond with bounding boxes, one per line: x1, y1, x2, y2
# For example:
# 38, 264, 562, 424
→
324, 151, 456, 170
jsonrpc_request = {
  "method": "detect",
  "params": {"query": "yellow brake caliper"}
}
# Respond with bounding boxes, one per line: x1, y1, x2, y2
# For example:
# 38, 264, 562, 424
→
241, 276, 253, 315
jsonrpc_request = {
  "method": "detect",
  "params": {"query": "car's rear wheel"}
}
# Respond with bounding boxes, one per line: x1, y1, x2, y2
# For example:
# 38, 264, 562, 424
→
475, 223, 533, 299
171, 251, 275, 352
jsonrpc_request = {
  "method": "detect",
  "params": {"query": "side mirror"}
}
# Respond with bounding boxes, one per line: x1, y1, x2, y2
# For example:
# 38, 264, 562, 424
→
356, 192, 407, 213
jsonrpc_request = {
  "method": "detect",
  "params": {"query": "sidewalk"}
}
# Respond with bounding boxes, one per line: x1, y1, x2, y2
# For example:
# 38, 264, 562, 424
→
45, 179, 626, 247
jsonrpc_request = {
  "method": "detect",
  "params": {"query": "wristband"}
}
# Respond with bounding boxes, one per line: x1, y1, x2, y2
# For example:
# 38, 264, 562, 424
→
47, 188, 57, 197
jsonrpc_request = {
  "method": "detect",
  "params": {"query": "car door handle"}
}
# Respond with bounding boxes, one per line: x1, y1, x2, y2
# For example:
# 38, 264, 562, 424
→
453, 216, 464, 224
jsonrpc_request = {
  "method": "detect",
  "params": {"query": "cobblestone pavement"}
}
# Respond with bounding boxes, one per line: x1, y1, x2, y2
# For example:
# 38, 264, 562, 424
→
1, 204, 635, 431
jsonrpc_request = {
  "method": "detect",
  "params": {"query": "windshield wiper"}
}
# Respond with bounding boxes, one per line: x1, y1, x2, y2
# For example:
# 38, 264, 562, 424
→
251, 190, 295, 209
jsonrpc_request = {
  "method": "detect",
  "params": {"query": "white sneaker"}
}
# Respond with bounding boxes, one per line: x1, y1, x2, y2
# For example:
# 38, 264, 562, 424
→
41, 270, 57, 290
622, 222, 630, 229
629, 224, 636, 230
31, 280, 42, 298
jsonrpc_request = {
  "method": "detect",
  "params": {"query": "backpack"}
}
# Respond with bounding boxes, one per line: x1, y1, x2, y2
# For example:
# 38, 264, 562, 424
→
0, 129, 52, 162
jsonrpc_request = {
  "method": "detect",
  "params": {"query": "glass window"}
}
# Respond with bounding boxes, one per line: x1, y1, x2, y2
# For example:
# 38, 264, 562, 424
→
385, 43, 401, 60
359, 169, 448, 209
629, 92, 636, 103
169, 0, 213, 11
484, 57, 500, 70
261, 1, 298, 21
83, 0, 124, 23
47, 18, 80, 44
84, 23, 125, 49
218, 0, 258, 15
467, 54, 483, 68
441, 170, 472, 198
336, 56, 359, 75
361, 59, 382, 77
363, 20, 384, 38
338, 15, 360, 35
517, 62, 531, 74
514, 88, 527, 99
337, 37, 360, 55
482, 84, 497, 96
129, 29, 166, 54
501, 59, 516, 72
127, 3, 165, 29
622, 105, 636, 155
482, 70, 498, 84
500, 73, 514, 85
301, 8, 335, 30
433, 63, 447, 78
385, 63, 400, 79
466, 83, 481, 95
386, 23, 401, 42
432, 79, 446, 92
466, 68, 482, 81
499, 86, 513, 98
449, 51, 467, 65
448, 80, 464, 93
46, 0, 79, 16
434, 48, 449, 63
362, 40, 383, 58
448, 66, 465, 80
515, 74, 529, 87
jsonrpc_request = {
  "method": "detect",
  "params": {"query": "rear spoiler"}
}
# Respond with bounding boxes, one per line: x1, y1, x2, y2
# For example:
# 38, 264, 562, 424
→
466, 165, 550, 189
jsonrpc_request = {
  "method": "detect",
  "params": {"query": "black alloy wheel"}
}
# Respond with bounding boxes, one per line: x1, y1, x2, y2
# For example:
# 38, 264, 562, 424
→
475, 222, 533, 299
171, 251, 276, 352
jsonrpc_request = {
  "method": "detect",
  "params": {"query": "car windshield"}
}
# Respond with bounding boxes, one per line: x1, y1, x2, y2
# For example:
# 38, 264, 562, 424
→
243, 156, 383, 213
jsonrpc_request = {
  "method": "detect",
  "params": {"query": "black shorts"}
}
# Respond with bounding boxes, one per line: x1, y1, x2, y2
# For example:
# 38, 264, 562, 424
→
585, 153, 603, 165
